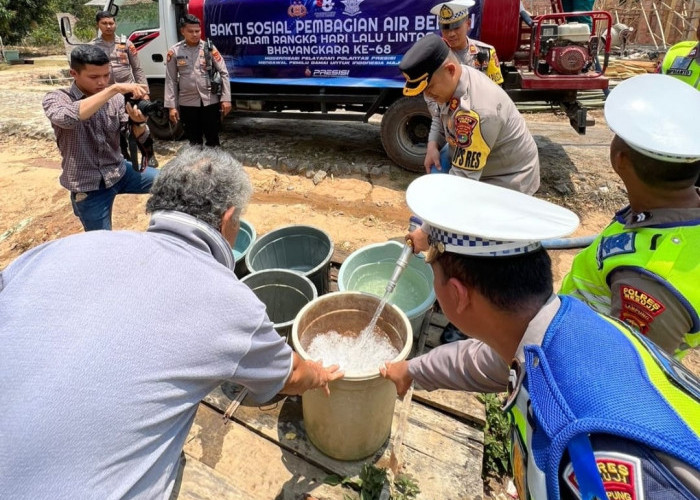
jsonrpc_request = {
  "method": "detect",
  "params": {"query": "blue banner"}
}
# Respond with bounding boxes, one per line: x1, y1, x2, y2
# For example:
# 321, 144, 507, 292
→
205, 0, 482, 87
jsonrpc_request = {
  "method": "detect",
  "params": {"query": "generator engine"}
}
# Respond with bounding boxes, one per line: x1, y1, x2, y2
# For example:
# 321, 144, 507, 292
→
539, 22, 592, 75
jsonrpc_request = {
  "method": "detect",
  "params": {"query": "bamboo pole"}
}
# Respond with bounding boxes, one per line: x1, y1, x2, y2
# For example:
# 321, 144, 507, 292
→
640, 1, 660, 49
687, 1, 698, 39
651, 1, 667, 48
663, 0, 680, 43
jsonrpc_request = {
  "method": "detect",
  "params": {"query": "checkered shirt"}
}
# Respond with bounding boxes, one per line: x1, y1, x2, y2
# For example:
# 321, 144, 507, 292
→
42, 83, 128, 193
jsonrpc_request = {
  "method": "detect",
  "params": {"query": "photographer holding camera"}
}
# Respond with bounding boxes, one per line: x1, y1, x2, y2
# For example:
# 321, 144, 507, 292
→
92, 11, 159, 168
42, 44, 159, 232
165, 14, 231, 147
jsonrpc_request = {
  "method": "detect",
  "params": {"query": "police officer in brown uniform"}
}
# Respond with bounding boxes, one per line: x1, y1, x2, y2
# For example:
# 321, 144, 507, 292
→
92, 12, 148, 93
92, 11, 158, 167
401, 34, 540, 192
431, 1, 503, 85
164, 14, 231, 147
402, 33, 540, 342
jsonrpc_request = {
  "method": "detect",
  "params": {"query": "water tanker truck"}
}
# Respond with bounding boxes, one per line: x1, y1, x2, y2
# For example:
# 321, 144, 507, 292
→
60, 0, 611, 172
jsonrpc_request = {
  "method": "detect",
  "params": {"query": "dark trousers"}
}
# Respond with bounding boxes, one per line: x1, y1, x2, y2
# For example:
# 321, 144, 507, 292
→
180, 103, 221, 147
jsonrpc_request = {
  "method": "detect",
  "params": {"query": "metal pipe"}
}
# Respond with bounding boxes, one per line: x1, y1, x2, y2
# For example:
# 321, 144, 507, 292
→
542, 234, 597, 249
385, 216, 422, 295
385, 241, 413, 295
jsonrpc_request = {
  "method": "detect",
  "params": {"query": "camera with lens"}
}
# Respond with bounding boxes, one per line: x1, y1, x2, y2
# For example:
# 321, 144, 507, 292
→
123, 92, 164, 118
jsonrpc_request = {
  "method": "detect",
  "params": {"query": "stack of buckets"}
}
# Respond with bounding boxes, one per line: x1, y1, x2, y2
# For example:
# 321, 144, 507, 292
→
234, 222, 431, 460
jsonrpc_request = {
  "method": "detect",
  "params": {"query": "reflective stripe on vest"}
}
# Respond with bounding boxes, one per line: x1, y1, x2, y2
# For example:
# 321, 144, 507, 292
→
508, 385, 549, 500
560, 217, 700, 359
607, 315, 700, 435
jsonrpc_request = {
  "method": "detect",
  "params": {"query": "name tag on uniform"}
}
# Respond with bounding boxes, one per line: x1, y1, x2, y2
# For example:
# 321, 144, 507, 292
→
450, 110, 491, 171
176, 56, 188, 67
668, 56, 693, 76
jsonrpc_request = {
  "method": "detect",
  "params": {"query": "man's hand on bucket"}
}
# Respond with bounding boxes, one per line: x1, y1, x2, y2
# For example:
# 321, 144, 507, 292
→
380, 361, 413, 398
281, 353, 344, 397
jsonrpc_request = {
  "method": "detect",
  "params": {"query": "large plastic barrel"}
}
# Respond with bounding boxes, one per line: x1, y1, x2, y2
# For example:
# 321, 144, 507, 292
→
241, 269, 317, 342
232, 218, 256, 278
245, 225, 334, 295
337, 241, 435, 339
292, 292, 412, 460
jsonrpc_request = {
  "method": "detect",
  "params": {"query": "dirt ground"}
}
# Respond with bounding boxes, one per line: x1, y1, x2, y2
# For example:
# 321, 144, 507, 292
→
0, 57, 619, 277
1, 57, 698, 445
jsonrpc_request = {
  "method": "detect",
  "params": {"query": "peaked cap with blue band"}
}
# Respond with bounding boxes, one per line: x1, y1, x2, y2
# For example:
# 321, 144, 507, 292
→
430, 1, 475, 30
406, 176, 579, 257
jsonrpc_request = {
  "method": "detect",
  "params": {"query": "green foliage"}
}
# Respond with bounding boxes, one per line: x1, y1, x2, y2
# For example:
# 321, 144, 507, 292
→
392, 473, 420, 500
5, 0, 97, 47
479, 393, 512, 479
17, 0, 159, 49
0, 0, 54, 44
324, 464, 419, 500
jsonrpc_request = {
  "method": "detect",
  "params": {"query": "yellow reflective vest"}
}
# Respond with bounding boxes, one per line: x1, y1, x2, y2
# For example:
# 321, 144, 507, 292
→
661, 41, 700, 90
560, 216, 700, 358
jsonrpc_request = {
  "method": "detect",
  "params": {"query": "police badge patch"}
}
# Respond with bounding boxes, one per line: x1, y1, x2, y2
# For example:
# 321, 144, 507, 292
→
453, 110, 478, 147
563, 452, 644, 500
596, 232, 636, 269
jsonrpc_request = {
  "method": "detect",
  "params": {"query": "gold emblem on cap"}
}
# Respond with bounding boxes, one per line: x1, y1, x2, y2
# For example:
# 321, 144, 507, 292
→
425, 241, 446, 264
439, 4, 454, 21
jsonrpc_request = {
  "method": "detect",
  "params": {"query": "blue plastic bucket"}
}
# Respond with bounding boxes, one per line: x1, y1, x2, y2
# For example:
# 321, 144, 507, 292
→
232, 219, 256, 278
337, 241, 435, 339
245, 225, 334, 295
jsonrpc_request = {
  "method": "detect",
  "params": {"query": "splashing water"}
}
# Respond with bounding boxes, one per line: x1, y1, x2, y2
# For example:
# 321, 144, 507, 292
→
362, 290, 390, 338
306, 324, 400, 374
305, 289, 399, 373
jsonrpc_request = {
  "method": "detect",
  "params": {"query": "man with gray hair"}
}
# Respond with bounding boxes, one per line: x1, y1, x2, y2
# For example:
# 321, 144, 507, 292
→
0, 147, 342, 499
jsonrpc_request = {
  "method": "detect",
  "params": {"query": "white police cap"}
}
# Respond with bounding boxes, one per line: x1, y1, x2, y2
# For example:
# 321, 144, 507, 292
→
430, 1, 476, 29
604, 74, 700, 163
406, 176, 579, 257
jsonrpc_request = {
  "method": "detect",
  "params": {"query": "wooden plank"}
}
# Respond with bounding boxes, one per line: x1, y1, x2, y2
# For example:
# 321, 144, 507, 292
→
204, 384, 484, 499
413, 385, 486, 428
175, 451, 251, 500
424, 324, 444, 349
390, 402, 484, 499
331, 248, 350, 267
205, 385, 384, 478
430, 311, 449, 329
184, 404, 347, 500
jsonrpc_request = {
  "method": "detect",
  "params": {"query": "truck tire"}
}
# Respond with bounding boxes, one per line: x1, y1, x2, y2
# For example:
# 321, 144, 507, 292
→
146, 82, 184, 141
147, 112, 184, 141
380, 97, 432, 173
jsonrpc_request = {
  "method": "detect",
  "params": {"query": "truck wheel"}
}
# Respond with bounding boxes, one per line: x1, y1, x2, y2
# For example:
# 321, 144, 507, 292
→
146, 82, 184, 140
147, 112, 184, 141
380, 97, 432, 173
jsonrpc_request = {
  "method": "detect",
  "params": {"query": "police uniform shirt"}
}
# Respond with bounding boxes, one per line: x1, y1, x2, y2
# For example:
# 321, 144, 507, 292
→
92, 35, 148, 89
605, 202, 700, 354
407, 295, 700, 498
453, 37, 504, 85
427, 65, 540, 195
164, 40, 231, 109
